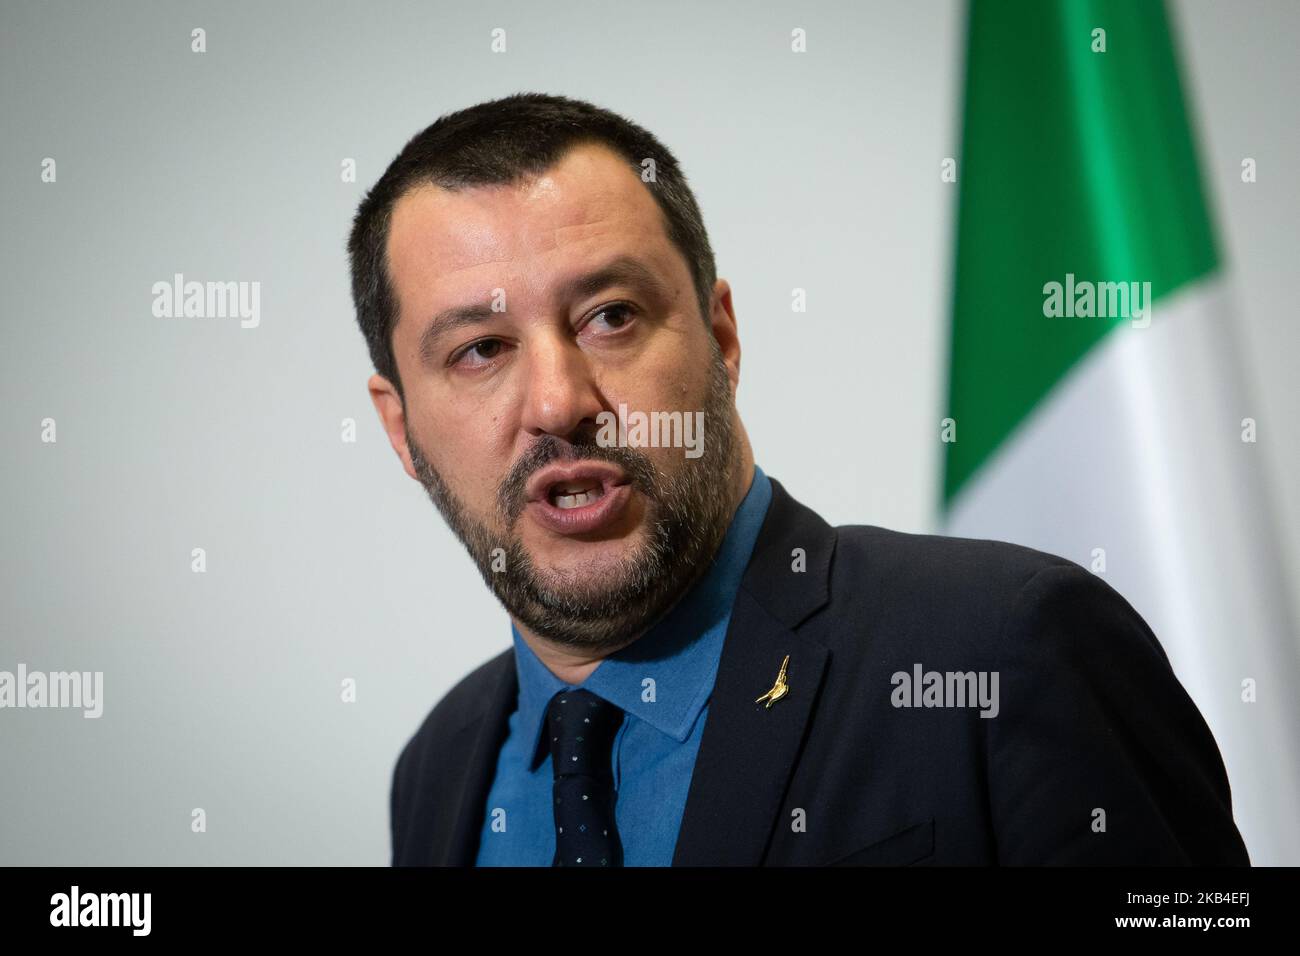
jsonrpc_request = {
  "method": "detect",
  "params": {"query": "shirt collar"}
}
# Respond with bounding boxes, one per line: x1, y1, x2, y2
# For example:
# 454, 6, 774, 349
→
512, 464, 773, 770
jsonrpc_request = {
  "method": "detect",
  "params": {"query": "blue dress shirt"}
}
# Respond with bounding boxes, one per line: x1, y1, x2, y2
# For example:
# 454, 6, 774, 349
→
474, 464, 772, 866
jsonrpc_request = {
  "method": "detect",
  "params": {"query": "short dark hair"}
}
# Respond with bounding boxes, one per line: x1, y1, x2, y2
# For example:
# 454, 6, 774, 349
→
347, 91, 718, 399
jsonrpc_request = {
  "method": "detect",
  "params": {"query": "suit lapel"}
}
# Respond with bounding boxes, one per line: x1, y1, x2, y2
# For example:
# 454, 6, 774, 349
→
439, 652, 518, 866
672, 477, 837, 865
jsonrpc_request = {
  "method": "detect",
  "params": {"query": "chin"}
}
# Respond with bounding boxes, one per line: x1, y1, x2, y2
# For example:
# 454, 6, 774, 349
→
522, 516, 648, 568
532, 542, 645, 594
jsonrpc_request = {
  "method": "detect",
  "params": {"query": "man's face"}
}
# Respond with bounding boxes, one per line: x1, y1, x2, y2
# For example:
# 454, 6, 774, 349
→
372, 142, 743, 650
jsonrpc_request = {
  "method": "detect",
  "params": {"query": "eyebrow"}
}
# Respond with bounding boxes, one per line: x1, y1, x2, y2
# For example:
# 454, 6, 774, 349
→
416, 254, 670, 364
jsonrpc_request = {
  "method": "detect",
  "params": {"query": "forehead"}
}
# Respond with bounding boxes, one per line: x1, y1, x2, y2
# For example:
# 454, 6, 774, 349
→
385, 142, 677, 308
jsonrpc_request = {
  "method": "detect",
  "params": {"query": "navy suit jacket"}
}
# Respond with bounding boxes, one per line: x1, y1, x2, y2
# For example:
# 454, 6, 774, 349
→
390, 476, 1250, 865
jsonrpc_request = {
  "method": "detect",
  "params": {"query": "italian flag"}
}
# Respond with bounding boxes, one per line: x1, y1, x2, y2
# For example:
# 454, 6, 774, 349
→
944, 0, 1299, 864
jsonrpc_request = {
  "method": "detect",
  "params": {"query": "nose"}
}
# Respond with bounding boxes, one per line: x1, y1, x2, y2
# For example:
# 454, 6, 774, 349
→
517, 331, 606, 442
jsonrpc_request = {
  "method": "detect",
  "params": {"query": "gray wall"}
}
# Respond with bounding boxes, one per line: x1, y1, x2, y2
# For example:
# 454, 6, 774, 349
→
1, 0, 1294, 864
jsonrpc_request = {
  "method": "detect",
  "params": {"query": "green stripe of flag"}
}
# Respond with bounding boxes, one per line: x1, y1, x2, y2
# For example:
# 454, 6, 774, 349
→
943, 0, 1219, 506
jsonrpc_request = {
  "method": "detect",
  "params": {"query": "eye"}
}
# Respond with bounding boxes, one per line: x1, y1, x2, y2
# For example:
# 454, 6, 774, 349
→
586, 302, 637, 333
451, 337, 506, 369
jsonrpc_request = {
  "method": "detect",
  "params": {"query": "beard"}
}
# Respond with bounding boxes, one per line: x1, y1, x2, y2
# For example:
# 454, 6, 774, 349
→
405, 346, 739, 652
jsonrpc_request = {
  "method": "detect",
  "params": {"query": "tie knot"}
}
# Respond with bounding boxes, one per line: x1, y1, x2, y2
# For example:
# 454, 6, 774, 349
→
545, 688, 624, 779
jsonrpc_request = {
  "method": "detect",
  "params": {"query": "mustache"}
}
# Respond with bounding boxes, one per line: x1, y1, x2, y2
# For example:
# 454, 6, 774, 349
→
498, 432, 660, 526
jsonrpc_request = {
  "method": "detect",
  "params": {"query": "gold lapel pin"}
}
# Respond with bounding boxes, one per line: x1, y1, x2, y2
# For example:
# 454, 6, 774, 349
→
755, 654, 791, 708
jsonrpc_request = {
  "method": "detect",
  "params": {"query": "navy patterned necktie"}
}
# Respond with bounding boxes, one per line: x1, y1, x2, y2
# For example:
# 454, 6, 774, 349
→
546, 688, 625, 866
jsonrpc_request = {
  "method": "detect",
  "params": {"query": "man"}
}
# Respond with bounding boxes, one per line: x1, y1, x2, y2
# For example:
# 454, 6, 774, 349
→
349, 92, 1249, 866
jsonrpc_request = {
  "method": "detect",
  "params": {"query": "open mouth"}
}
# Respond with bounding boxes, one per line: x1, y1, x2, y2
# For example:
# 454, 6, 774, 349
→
525, 461, 635, 535
549, 479, 608, 510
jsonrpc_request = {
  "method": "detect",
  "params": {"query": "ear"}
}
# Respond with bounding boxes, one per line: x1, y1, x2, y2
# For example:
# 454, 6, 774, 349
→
368, 373, 419, 481
708, 278, 741, 394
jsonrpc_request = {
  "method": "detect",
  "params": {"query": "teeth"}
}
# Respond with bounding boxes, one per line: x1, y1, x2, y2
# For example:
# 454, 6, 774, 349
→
552, 487, 603, 509
553, 481, 598, 495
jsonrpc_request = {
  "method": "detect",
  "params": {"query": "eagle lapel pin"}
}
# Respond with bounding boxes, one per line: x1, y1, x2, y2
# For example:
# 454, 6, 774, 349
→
755, 654, 791, 709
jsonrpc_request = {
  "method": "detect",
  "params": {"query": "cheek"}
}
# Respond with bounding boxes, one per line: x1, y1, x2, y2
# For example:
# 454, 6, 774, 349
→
415, 406, 513, 495
461, 427, 514, 494
620, 335, 709, 403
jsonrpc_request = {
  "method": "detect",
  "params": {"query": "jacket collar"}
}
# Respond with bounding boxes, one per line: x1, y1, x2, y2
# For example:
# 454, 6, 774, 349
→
671, 474, 836, 864
440, 475, 836, 866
